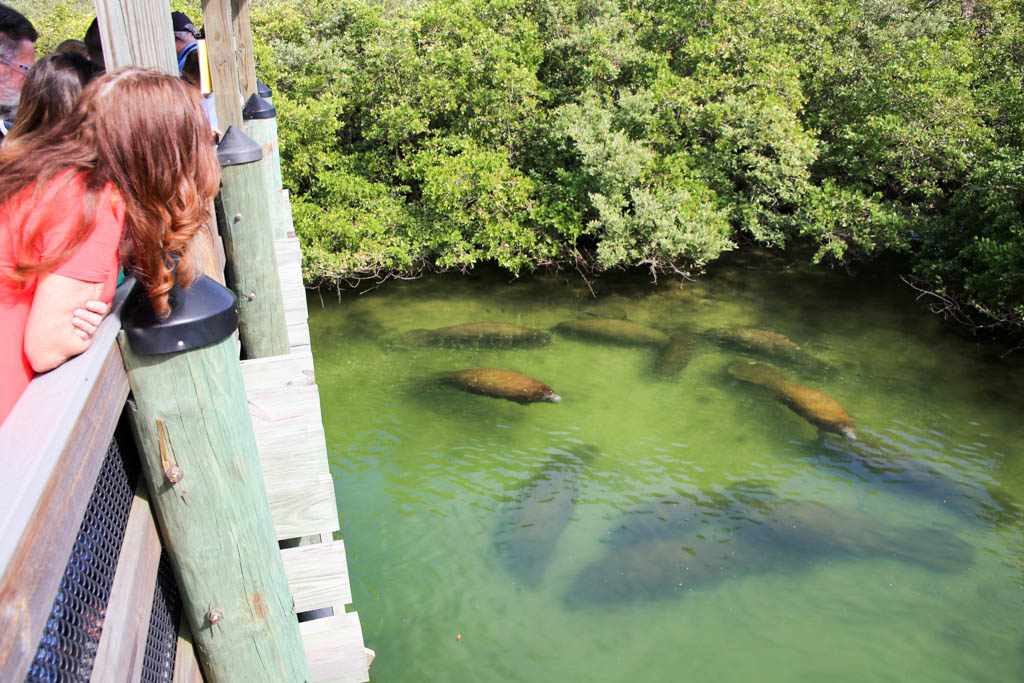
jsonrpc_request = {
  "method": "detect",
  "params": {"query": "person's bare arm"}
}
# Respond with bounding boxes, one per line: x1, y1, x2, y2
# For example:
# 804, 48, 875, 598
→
25, 273, 109, 372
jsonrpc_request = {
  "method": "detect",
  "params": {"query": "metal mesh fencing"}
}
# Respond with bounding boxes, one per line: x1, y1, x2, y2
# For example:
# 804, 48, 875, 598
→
24, 433, 135, 682
139, 552, 183, 683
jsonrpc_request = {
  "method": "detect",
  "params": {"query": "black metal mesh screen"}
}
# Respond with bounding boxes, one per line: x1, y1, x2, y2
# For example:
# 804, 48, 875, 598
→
139, 552, 182, 682
25, 433, 135, 682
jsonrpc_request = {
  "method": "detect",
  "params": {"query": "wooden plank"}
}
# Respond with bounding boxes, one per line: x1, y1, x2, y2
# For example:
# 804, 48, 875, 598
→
201, 0, 244, 133
289, 322, 311, 350
249, 393, 329, 478
281, 540, 352, 613
0, 342, 128, 682
0, 283, 131, 571
268, 473, 339, 541
173, 615, 205, 683
276, 237, 308, 325
94, 0, 177, 73
90, 484, 163, 683
279, 189, 295, 238
300, 611, 371, 683
230, 0, 259, 99
241, 347, 316, 393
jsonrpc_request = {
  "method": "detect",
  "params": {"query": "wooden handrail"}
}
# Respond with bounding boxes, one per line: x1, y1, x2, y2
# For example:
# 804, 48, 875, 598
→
0, 282, 132, 681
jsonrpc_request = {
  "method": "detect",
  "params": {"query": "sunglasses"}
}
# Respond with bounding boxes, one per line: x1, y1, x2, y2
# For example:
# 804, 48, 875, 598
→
1, 58, 31, 75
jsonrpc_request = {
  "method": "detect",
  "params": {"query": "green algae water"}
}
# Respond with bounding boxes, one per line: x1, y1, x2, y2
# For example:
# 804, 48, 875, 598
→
308, 249, 1024, 683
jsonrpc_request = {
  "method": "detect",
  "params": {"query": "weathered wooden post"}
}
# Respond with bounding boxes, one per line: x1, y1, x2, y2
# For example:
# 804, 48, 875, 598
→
215, 127, 291, 357
242, 94, 288, 240
117, 276, 310, 681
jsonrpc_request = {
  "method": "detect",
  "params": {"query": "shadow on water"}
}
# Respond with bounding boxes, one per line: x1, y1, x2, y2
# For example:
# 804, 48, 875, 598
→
564, 481, 974, 609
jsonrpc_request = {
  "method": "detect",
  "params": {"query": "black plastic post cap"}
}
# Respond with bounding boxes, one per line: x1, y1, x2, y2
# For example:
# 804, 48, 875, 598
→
242, 93, 276, 120
216, 125, 263, 167
257, 79, 272, 98
122, 274, 239, 355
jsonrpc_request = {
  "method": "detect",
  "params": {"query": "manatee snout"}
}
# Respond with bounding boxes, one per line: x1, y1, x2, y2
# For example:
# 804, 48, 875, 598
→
546, 392, 563, 404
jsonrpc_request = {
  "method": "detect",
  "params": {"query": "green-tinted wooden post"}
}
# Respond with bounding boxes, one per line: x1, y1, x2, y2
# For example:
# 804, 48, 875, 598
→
242, 94, 287, 240
117, 276, 310, 682
215, 126, 290, 357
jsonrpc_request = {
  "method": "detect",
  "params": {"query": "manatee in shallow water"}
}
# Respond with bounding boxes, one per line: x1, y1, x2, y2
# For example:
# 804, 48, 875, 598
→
401, 321, 551, 348
495, 443, 598, 587
565, 490, 972, 607
444, 368, 562, 404
814, 431, 1022, 525
652, 334, 696, 378
555, 318, 670, 347
729, 361, 856, 439
706, 327, 830, 372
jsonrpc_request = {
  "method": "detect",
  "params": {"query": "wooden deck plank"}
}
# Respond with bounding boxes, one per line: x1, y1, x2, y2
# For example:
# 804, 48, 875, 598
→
240, 347, 315, 393
300, 611, 370, 683
281, 540, 352, 613
90, 484, 162, 683
289, 322, 311, 350
268, 473, 340, 541
275, 237, 307, 326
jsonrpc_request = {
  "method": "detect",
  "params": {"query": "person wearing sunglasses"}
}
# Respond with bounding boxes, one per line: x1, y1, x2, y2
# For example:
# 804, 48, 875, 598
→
0, 4, 37, 137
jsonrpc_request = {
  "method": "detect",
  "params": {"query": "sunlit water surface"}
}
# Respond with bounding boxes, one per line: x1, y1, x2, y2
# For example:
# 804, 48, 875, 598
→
307, 250, 1024, 682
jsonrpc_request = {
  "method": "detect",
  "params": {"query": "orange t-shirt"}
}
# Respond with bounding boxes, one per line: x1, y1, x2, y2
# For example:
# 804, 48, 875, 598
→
0, 175, 124, 425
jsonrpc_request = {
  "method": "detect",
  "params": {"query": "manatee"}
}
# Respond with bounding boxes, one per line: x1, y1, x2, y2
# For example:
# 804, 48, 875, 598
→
729, 361, 856, 439
444, 368, 562, 404
706, 327, 829, 371
565, 490, 972, 607
495, 443, 598, 587
398, 322, 551, 348
555, 318, 670, 347
815, 432, 1022, 525
652, 334, 696, 378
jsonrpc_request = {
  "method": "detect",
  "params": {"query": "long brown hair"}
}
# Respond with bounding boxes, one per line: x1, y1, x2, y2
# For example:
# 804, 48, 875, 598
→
5, 51, 95, 144
0, 67, 220, 318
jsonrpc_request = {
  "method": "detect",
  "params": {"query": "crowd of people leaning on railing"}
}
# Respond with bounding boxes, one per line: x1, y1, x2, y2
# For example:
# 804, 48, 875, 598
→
0, 5, 221, 424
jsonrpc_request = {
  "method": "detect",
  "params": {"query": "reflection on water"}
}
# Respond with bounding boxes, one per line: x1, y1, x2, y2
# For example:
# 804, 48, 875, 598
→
310, 249, 1024, 682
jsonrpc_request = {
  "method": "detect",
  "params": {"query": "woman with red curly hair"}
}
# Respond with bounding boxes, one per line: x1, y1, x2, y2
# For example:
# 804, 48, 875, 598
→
0, 67, 221, 423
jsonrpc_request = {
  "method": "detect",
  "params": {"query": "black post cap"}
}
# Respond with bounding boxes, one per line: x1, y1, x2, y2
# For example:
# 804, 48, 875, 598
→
216, 125, 263, 166
122, 274, 239, 355
242, 93, 276, 120
257, 79, 272, 98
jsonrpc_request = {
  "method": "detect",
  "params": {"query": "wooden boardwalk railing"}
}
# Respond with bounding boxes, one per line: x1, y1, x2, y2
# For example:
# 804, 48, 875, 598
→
0, 241, 372, 682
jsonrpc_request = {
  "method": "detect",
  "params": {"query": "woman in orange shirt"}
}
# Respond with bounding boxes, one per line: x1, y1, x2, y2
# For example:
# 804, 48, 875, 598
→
0, 68, 221, 424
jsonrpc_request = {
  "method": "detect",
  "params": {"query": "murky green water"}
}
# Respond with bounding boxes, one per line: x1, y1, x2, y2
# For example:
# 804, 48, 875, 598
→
308, 249, 1024, 683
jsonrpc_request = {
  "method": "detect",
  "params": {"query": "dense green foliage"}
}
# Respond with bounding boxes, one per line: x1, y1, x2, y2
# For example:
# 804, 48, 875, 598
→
244, 0, 1022, 329
24, 1, 1024, 330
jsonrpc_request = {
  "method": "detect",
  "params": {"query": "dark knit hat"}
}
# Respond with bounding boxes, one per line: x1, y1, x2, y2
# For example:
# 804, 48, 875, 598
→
171, 11, 198, 37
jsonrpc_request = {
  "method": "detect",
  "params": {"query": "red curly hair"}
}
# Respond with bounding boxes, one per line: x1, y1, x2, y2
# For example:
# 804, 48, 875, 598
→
0, 67, 220, 319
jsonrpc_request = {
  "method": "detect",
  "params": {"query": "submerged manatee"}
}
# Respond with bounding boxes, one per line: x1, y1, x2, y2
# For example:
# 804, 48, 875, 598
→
401, 321, 551, 348
495, 444, 598, 587
445, 368, 562, 404
815, 431, 1022, 525
730, 361, 856, 439
652, 334, 696, 378
565, 490, 972, 607
555, 319, 670, 347
706, 327, 830, 372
